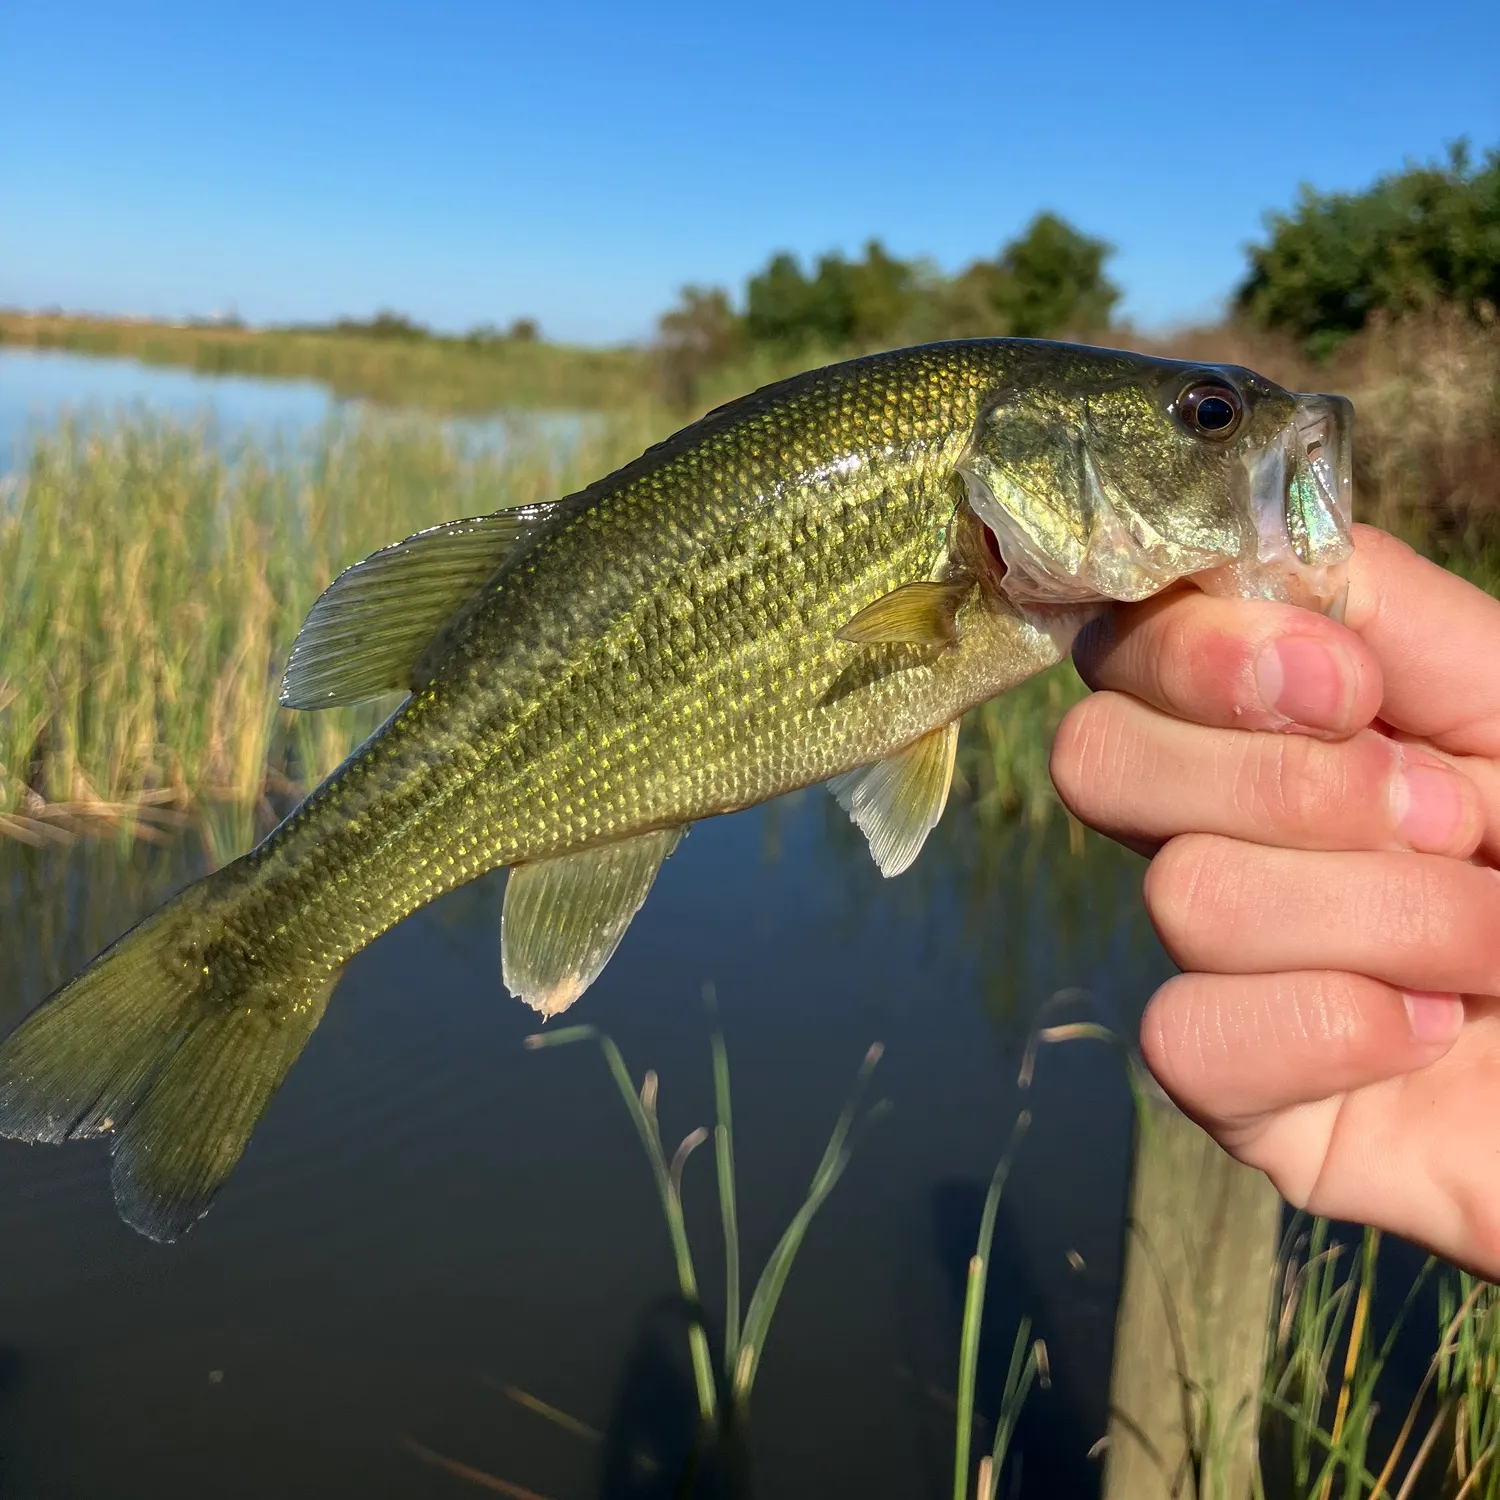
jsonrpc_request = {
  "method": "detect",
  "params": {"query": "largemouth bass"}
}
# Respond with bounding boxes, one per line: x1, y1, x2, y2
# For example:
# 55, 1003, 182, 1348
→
0, 339, 1354, 1239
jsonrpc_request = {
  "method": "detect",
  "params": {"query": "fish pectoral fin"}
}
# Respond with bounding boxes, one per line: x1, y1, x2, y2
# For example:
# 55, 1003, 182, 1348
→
836, 579, 972, 647
501, 826, 687, 1017
280, 504, 563, 709
828, 720, 960, 877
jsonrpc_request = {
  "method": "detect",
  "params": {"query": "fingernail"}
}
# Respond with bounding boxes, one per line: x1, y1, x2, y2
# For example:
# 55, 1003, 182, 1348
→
1391, 755, 1469, 853
1254, 637, 1353, 729
1403, 990, 1465, 1045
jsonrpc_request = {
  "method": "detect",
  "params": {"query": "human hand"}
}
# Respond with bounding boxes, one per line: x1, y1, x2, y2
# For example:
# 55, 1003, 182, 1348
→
1051, 524, 1500, 1276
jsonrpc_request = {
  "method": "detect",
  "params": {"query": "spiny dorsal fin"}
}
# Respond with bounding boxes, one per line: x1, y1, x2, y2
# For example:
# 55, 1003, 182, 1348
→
501, 826, 686, 1017
836, 579, 972, 647
827, 721, 959, 877
280, 505, 560, 709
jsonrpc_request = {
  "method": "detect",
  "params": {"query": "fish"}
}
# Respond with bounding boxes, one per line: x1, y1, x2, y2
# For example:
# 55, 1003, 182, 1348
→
0, 339, 1355, 1240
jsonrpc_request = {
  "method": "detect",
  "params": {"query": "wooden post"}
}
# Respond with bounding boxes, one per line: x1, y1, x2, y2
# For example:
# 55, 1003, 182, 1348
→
1103, 1089, 1283, 1500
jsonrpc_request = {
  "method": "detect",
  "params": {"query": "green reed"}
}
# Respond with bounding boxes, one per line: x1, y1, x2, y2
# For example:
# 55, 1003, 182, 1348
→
0, 410, 669, 853
951, 1109, 1044, 1500
524, 1000, 889, 1428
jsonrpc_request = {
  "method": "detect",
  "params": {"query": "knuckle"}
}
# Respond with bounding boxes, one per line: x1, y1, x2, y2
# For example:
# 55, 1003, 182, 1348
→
1149, 608, 1202, 716
1144, 834, 1235, 944
1049, 694, 1127, 816
1260, 736, 1356, 834
1048, 700, 1097, 808
1140, 975, 1209, 1101
1365, 858, 1498, 988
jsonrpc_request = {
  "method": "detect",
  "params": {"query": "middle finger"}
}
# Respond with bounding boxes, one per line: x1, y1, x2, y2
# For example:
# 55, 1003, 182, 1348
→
1052, 692, 1483, 859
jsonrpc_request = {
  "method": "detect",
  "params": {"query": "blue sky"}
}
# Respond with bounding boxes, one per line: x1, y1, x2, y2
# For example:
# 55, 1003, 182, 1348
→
4, 1, 1497, 344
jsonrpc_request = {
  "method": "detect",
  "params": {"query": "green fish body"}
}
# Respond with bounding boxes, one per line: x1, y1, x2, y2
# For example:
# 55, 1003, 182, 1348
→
0, 339, 1355, 1238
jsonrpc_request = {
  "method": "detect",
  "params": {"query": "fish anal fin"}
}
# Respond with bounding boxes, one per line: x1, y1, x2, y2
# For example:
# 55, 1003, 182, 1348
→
828, 721, 960, 877
280, 505, 561, 710
501, 826, 686, 1016
836, 579, 972, 647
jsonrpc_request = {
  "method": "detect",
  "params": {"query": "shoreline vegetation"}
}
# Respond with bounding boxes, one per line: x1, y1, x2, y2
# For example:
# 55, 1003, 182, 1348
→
1, 305, 1494, 849
0, 307, 652, 414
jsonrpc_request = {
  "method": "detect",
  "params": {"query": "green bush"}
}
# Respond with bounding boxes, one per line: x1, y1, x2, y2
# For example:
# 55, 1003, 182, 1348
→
1236, 141, 1500, 354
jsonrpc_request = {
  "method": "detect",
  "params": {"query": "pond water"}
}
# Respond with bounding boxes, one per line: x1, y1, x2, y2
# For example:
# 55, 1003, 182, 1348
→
0, 803, 1165, 1500
0, 349, 1440, 1500
0, 347, 590, 476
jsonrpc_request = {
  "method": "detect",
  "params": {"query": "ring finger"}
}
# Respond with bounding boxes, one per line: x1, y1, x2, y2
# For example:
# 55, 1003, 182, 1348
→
1145, 835, 1500, 996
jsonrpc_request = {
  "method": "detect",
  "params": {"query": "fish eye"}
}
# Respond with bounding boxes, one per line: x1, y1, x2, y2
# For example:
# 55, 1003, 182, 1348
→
1177, 383, 1244, 441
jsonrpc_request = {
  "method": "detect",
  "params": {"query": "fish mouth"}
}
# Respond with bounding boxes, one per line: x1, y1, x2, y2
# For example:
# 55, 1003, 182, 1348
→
1193, 393, 1355, 618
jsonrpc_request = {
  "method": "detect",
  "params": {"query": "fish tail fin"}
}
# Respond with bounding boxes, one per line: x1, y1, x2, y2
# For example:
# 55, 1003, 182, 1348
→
0, 874, 339, 1241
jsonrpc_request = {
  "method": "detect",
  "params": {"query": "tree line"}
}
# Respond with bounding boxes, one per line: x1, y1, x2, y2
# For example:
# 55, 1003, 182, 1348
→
656, 140, 1500, 402
279, 140, 1498, 406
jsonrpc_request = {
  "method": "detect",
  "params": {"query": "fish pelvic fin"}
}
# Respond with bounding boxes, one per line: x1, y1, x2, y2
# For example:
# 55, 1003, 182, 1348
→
501, 826, 686, 1017
0, 881, 339, 1241
828, 720, 960, 877
280, 504, 564, 710
836, 579, 973, 648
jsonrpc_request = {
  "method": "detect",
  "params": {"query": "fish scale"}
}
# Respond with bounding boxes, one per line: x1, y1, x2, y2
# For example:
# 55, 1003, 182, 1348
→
0, 338, 1355, 1238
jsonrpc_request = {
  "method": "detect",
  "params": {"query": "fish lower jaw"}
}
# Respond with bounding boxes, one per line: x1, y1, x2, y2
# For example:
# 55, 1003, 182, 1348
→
1190, 555, 1352, 619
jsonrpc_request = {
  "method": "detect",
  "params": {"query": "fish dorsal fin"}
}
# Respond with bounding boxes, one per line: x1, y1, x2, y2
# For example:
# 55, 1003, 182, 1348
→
501, 826, 686, 1017
836, 579, 972, 647
828, 720, 959, 877
280, 505, 560, 709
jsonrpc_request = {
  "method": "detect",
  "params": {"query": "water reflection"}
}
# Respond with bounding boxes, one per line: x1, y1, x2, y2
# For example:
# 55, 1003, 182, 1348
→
0, 789, 1168, 1498
0, 347, 599, 479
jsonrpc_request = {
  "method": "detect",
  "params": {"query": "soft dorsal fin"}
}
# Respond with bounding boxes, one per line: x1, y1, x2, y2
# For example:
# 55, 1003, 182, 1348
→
827, 721, 960, 877
501, 826, 686, 1017
280, 505, 560, 709
836, 579, 972, 647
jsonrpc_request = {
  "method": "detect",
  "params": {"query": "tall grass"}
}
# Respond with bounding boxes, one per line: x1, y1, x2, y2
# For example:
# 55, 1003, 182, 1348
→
3, 308, 1493, 847
525, 1007, 889, 1427
0, 410, 668, 852
1263, 1219, 1500, 1499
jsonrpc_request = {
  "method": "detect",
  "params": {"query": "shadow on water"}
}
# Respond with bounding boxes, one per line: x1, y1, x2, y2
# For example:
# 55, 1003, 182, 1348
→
0, 1345, 23, 1496
596, 1297, 747, 1500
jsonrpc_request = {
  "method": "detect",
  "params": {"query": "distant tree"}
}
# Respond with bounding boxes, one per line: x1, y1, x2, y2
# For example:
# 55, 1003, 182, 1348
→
746, 251, 827, 348
332, 309, 428, 340
655, 284, 744, 406
845, 240, 918, 343
745, 240, 918, 350
506, 317, 541, 343
982, 212, 1120, 338
1236, 141, 1500, 352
